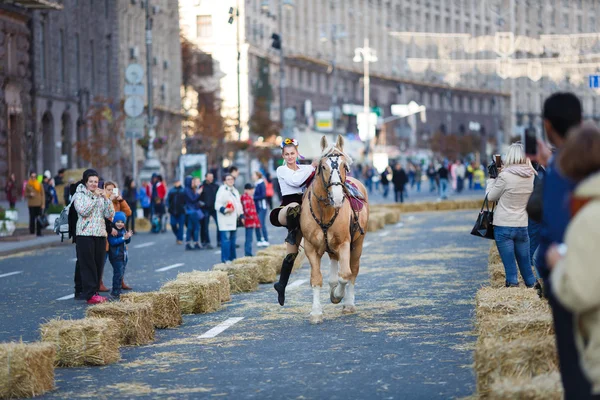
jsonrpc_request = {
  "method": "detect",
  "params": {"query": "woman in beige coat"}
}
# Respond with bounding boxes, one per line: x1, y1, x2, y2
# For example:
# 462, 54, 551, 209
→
486, 143, 537, 287
547, 123, 600, 396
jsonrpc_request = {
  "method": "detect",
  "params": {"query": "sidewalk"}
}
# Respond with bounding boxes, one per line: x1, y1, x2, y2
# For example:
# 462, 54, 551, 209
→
0, 234, 69, 257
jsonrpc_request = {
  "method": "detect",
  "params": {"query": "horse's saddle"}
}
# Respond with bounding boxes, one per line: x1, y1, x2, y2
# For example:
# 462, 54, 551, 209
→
345, 180, 365, 212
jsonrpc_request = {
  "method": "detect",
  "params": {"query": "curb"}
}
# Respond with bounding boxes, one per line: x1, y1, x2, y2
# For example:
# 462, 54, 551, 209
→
0, 239, 70, 258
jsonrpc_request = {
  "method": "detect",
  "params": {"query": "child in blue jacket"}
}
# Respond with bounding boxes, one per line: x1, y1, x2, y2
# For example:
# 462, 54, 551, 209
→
107, 211, 133, 299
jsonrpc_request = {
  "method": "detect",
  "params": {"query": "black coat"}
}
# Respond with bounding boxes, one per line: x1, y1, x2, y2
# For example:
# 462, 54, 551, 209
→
392, 169, 408, 188
199, 181, 219, 211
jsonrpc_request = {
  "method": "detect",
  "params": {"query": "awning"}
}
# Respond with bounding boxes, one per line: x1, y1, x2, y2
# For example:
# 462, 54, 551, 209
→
4, 0, 63, 9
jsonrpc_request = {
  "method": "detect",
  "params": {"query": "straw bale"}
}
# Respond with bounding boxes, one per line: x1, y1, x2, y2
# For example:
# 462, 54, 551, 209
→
233, 256, 277, 283
39, 318, 120, 367
175, 270, 231, 304
213, 262, 259, 293
477, 312, 554, 340
121, 292, 182, 329
86, 302, 154, 346
257, 244, 286, 257
62, 168, 86, 183
367, 214, 385, 232
0, 342, 55, 399
488, 372, 563, 400
383, 210, 401, 224
474, 335, 558, 397
475, 287, 549, 322
135, 218, 151, 233
160, 276, 221, 314
489, 244, 502, 265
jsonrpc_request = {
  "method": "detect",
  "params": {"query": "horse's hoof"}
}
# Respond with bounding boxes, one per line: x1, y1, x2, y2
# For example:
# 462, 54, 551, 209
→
342, 305, 356, 314
330, 292, 343, 304
309, 314, 323, 324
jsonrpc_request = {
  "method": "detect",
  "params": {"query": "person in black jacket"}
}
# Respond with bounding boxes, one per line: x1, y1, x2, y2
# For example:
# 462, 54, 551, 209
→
392, 164, 408, 203
122, 176, 138, 233
167, 180, 186, 244
199, 172, 220, 248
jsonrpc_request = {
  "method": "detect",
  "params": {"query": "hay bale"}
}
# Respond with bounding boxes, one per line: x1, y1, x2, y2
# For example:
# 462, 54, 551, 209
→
121, 292, 182, 329
257, 244, 286, 257
0, 342, 55, 399
489, 244, 502, 265
383, 210, 401, 224
477, 312, 554, 340
367, 214, 385, 232
475, 287, 549, 322
175, 270, 231, 303
488, 372, 563, 400
86, 302, 154, 346
213, 262, 259, 293
39, 318, 120, 367
233, 256, 277, 283
135, 218, 150, 233
474, 335, 558, 397
160, 276, 221, 314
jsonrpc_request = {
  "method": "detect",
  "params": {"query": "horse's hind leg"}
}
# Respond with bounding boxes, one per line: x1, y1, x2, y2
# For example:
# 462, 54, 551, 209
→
305, 241, 324, 324
342, 242, 363, 314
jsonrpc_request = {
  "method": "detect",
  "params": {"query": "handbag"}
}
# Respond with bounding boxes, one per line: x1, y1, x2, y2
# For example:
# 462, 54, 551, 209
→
236, 215, 244, 228
470, 195, 495, 240
37, 213, 50, 229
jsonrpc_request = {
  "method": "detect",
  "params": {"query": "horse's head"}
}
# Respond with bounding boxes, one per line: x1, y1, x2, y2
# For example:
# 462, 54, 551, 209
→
317, 135, 352, 208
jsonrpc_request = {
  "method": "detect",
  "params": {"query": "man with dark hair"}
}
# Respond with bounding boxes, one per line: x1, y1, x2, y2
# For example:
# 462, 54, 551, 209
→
534, 92, 590, 399
228, 166, 239, 180
54, 168, 65, 185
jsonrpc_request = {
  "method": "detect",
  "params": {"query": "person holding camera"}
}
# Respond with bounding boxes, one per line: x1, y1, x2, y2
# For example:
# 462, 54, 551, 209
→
486, 143, 537, 288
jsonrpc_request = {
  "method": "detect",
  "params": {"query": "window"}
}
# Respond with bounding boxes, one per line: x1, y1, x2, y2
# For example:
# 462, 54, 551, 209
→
40, 20, 46, 81
58, 30, 65, 84
578, 16, 582, 32
196, 15, 212, 38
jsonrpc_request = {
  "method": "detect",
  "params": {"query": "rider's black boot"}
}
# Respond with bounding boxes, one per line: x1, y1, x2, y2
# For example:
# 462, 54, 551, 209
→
285, 205, 301, 245
274, 253, 297, 306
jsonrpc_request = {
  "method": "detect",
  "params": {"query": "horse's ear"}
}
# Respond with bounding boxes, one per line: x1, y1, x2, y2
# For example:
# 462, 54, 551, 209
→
320, 135, 328, 151
336, 134, 344, 151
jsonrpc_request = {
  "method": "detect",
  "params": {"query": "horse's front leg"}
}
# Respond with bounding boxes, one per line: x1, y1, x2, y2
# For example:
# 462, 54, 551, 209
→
333, 242, 351, 303
305, 242, 324, 324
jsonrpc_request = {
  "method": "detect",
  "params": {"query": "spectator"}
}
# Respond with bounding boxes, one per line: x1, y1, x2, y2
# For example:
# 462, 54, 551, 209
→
166, 180, 186, 244
486, 143, 537, 288
408, 163, 415, 189
364, 166, 374, 193
265, 172, 275, 209
72, 169, 115, 304
414, 163, 423, 192
392, 164, 408, 203
149, 174, 167, 231
455, 160, 466, 193
229, 166, 239, 181
200, 172, 220, 249
64, 178, 75, 205
25, 171, 45, 236
106, 211, 132, 300
547, 123, 600, 398
122, 177, 138, 233
184, 176, 204, 250
138, 180, 151, 219
473, 164, 485, 190
54, 168, 65, 186
438, 162, 450, 200
534, 92, 590, 399
380, 166, 392, 199
4, 173, 17, 209
44, 178, 58, 210
241, 183, 261, 256
215, 174, 243, 263
253, 171, 269, 247
426, 162, 437, 193
528, 161, 546, 278
466, 162, 474, 190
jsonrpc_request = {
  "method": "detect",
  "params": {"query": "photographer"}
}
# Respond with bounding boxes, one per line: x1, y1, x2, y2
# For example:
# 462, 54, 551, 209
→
485, 143, 537, 288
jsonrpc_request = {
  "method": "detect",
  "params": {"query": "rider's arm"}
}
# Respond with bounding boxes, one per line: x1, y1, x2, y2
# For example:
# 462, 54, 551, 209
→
277, 165, 315, 188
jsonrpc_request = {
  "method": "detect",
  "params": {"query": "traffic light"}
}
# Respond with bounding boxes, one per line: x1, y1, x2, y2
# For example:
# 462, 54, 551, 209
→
271, 33, 281, 49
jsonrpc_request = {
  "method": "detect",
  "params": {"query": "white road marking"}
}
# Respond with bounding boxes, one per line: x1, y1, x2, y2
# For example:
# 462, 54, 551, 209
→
0, 271, 23, 279
395, 222, 405, 228
363, 241, 371, 248
214, 251, 221, 254
287, 279, 307, 290
198, 317, 244, 339
56, 294, 75, 301
133, 242, 155, 249
407, 216, 415, 221
378, 231, 390, 237
155, 263, 185, 272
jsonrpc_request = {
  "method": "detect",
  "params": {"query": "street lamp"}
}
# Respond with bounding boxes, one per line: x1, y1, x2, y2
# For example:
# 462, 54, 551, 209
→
353, 38, 377, 160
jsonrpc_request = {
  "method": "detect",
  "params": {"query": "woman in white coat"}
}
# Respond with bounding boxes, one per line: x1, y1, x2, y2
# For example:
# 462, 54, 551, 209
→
215, 174, 243, 263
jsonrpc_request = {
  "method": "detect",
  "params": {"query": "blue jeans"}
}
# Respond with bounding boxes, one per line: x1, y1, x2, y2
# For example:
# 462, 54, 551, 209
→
439, 178, 449, 199
186, 214, 200, 243
220, 230, 237, 263
382, 184, 389, 198
257, 207, 268, 242
494, 226, 536, 287
109, 258, 125, 297
429, 177, 436, 192
245, 227, 258, 257
170, 214, 185, 241
528, 218, 542, 279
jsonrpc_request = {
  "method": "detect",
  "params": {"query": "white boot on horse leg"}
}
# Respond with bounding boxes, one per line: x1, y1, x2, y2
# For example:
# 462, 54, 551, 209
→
331, 278, 347, 304
342, 282, 356, 314
328, 258, 339, 292
309, 286, 324, 324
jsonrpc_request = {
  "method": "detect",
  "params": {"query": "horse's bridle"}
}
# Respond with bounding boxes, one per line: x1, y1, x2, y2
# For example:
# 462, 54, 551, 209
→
316, 153, 349, 206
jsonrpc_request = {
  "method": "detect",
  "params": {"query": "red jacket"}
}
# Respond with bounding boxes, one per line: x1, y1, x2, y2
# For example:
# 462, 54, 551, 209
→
241, 193, 261, 228
146, 182, 166, 201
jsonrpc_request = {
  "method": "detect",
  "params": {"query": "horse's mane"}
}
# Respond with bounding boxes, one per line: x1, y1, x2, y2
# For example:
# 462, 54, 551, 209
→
321, 144, 354, 166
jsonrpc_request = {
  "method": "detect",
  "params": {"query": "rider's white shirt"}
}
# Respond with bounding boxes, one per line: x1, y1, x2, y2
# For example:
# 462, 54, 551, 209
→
277, 164, 315, 196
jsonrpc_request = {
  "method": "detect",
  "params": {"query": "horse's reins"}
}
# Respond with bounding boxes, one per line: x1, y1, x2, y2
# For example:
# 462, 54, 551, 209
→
308, 152, 364, 255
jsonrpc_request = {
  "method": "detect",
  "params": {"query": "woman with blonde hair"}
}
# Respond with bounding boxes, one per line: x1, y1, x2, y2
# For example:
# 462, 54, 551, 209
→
486, 143, 537, 288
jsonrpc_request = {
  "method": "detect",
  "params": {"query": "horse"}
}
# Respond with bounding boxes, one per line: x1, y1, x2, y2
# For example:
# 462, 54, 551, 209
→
300, 134, 369, 324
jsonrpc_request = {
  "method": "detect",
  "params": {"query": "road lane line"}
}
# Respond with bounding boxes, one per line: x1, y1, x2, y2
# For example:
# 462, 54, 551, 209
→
0, 271, 23, 279
214, 251, 221, 254
56, 294, 75, 301
198, 317, 244, 339
407, 216, 415, 221
133, 242, 155, 249
378, 231, 390, 237
155, 263, 185, 272
395, 222, 404, 228
363, 241, 371, 248
287, 279, 307, 290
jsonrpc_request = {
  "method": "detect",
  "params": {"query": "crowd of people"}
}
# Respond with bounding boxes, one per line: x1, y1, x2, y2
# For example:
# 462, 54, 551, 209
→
483, 92, 600, 399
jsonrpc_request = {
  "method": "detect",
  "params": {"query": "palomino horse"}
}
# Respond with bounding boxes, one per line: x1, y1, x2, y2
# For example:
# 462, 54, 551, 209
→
301, 135, 369, 324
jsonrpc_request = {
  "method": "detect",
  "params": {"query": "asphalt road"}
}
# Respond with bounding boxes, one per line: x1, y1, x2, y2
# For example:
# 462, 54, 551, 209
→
0, 209, 489, 400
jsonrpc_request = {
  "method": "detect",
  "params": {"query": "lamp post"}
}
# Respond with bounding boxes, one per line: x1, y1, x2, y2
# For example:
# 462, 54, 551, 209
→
354, 38, 377, 160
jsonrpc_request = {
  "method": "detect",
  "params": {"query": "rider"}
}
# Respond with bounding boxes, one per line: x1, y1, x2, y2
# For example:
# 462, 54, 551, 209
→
271, 138, 318, 306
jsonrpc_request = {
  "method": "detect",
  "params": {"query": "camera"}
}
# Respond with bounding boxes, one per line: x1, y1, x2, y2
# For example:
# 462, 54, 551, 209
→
487, 160, 499, 179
